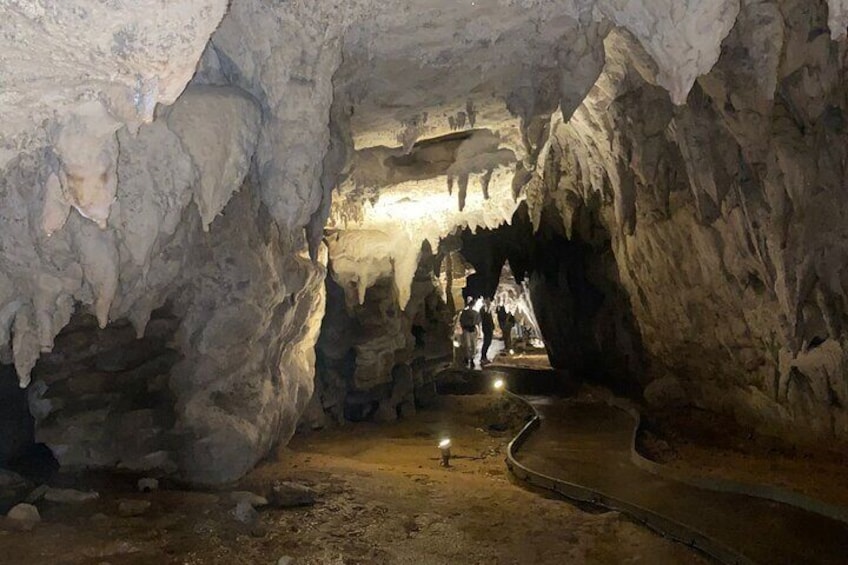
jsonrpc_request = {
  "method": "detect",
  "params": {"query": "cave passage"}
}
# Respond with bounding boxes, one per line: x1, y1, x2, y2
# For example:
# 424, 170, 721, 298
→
5, 1, 848, 562
459, 203, 644, 396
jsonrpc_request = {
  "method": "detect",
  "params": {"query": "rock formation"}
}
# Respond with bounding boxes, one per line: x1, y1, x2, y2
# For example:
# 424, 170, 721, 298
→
1, 0, 847, 482
530, 0, 848, 440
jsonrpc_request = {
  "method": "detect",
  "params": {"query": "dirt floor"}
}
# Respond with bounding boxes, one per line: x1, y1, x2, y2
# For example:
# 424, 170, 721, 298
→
638, 407, 848, 508
1, 394, 705, 565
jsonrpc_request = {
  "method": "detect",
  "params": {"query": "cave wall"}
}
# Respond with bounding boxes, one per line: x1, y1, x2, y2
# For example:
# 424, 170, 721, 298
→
0, 60, 327, 485
305, 245, 453, 428
533, 0, 848, 442
24, 183, 326, 484
3, 0, 848, 482
0, 2, 334, 484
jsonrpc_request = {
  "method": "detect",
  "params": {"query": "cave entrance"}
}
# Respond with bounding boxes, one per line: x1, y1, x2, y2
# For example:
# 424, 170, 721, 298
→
459, 203, 644, 394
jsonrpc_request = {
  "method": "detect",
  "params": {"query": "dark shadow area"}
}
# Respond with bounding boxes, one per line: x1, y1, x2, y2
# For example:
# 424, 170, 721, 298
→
0, 364, 57, 485
460, 202, 645, 396
25, 306, 182, 476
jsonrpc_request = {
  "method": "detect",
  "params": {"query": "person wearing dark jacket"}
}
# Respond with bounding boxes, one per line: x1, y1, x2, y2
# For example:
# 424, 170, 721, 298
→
497, 306, 515, 352
458, 296, 481, 368
480, 299, 495, 365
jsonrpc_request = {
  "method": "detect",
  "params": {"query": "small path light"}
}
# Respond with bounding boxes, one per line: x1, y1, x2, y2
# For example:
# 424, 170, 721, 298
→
493, 378, 505, 392
438, 438, 452, 467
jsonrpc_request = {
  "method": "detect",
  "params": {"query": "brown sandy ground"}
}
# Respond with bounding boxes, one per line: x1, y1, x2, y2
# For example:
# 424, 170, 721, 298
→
0, 395, 707, 565
639, 407, 848, 508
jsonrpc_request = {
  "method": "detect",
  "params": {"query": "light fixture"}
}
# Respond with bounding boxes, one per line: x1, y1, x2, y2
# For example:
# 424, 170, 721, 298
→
509, 348, 515, 355
452, 339, 460, 348
493, 378, 505, 391
438, 438, 452, 467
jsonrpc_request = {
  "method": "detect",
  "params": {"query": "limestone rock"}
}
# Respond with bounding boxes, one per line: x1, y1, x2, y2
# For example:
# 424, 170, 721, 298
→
0, 470, 30, 511
6, 503, 40, 529
24, 485, 49, 505
644, 377, 689, 409
530, 0, 848, 441
230, 500, 259, 525
3, 0, 848, 488
269, 482, 316, 509
227, 491, 268, 508
44, 488, 99, 504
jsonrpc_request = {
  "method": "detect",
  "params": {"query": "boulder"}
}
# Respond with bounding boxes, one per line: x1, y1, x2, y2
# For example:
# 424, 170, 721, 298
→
7, 503, 40, 530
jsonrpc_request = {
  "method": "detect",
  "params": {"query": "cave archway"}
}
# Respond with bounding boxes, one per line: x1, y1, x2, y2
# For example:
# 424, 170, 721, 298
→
459, 203, 645, 395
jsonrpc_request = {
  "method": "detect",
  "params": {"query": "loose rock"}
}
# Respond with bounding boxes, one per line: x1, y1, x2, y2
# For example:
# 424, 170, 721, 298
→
230, 500, 258, 525
24, 484, 49, 504
7, 503, 40, 529
44, 487, 99, 504
269, 482, 316, 508
227, 490, 268, 508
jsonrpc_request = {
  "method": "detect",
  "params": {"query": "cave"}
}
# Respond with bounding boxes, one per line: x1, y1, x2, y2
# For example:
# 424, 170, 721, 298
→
2, 1, 848, 563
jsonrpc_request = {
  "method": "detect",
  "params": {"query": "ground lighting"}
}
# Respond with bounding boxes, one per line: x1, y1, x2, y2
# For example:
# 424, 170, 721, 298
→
438, 438, 452, 467
493, 378, 505, 391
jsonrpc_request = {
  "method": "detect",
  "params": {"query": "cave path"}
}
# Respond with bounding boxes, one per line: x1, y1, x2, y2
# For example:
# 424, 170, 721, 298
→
490, 369, 848, 565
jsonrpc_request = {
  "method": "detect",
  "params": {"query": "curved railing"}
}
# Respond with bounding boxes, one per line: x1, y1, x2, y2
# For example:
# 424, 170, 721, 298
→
503, 390, 755, 565
597, 397, 848, 526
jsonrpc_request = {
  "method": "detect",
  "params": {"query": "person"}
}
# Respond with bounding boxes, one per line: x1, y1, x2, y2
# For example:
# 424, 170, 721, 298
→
497, 306, 515, 353
458, 296, 481, 369
480, 299, 495, 365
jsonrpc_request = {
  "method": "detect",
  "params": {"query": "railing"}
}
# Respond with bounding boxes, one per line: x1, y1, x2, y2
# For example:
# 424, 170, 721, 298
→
605, 397, 848, 526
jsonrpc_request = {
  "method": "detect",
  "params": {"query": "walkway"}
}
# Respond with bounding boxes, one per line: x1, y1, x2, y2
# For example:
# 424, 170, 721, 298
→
468, 367, 848, 564
510, 395, 848, 564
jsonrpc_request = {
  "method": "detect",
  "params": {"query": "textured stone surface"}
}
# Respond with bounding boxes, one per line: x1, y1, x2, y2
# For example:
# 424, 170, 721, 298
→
269, 482, 316, 509
6, 503, 39, 528
531, 0, 848, 441
3, 0, 848, 483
